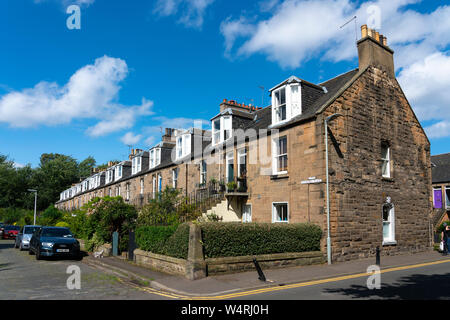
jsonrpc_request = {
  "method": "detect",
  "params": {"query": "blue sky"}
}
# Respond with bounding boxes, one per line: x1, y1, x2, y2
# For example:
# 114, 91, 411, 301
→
1, 0, 449, 168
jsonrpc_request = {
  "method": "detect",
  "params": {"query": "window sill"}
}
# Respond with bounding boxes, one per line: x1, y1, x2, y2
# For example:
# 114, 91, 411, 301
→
271, 173, 289, 180
382, 240, 397, 246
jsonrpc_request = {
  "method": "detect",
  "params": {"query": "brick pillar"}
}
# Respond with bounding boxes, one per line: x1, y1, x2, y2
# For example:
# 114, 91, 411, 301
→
186, 223, 206, 280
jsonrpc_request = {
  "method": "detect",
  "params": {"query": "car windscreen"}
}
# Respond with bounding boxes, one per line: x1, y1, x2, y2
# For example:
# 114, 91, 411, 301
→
24, 227, 40, 234
41, 228, 72, 238
5, 226, 20, 231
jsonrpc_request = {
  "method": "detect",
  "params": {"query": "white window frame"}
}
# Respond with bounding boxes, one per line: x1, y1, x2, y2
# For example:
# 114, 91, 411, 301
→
272, 87, 287, 125
172, 168, 178, 188
381, 144, 391, 178
176, 134, 192, 160
226, 152, 234, 183
237, 148, 247, 177
140, 178, 144, 195
212, 119, 221, 145
382, 201, 396, 245
126, 183, 130, 201
150, 148, 161, 169
152, 175, 157, 199
272, 202, 289, 223
212, 116, 233, 146
272, 135, 288, 175
446, 186, 450, 209
200, 161, 207, 185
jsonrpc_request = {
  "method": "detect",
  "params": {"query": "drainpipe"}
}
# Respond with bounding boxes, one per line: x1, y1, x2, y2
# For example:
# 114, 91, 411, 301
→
325, 113, 343, 265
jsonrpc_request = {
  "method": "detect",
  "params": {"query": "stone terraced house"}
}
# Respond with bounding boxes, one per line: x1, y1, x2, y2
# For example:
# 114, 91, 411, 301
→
431, 153, 450, 229
56, 26, 432, 262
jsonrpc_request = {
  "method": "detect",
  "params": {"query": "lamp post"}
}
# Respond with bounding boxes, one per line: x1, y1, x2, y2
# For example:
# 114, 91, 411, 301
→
28, 189, 37, 225
325, 113, 343, 265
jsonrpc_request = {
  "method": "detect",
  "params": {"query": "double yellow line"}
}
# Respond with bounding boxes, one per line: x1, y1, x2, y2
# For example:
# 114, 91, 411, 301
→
122, 258, 450, 300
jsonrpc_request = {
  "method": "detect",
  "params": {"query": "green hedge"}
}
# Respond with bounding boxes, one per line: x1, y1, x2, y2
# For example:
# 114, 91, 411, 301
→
135, 223, 190, 259
200, 222, 322, 258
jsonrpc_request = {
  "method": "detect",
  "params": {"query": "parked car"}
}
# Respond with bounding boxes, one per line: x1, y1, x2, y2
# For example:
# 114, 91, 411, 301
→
2, 225, 21, 239
15, 225, 41, 250
0, 223, 4, 237
29, 227, 81, 260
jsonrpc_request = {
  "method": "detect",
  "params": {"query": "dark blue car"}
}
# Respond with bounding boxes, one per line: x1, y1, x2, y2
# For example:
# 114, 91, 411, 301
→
29, 227, 81, 260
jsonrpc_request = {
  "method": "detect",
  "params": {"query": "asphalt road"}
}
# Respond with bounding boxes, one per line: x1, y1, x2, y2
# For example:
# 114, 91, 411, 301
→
236, 260, 450, 300
2, 237, 450, 301
0, 239, 160, 300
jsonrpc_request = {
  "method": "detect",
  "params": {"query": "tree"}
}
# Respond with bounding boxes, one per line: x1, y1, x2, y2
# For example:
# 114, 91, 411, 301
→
78, 156, 96, 179
31, 153, 80, 210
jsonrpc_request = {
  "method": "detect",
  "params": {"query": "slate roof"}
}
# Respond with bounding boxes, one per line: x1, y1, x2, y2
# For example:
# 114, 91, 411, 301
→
240, 68, 361, 132
432, 153, 450, 184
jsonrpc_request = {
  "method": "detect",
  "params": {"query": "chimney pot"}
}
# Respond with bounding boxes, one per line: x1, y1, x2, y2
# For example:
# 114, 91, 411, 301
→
361, 24, 368, 38
375, 31, 380, 42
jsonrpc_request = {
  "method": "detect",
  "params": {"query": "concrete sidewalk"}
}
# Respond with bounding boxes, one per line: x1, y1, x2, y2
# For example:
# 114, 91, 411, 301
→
82, 249, 450, 297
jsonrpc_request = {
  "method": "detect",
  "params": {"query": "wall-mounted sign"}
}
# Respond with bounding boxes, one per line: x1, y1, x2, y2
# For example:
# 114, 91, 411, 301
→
301, 178, 322, 185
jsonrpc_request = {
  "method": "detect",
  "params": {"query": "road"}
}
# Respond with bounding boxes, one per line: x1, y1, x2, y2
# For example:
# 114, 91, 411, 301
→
2, 238, 450, 300
231, 260, 450, 300
0, 239, 160, 300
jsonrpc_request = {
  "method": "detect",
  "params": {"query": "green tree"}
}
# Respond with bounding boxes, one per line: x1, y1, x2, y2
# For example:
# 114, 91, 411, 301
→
78, 156, 96, 179
31, 153, 79, 210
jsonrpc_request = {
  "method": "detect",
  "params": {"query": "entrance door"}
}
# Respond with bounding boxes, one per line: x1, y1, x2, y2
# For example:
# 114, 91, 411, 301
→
434, 188, 443, 209
242, 204, 252, 223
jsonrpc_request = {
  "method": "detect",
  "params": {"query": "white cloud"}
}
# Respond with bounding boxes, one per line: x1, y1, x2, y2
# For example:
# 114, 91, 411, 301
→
120, 132, 143, 145
153, 0, 215, 29
397, 52, 450, 138
0, 56, 153, 137
221, 0, 450, 137
34, 0, 95, 6
142, 116, 210, 147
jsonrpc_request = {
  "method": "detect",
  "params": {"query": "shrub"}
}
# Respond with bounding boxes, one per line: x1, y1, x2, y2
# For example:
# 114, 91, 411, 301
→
83, 196, 138, 252
135, 223, 190, 259
437, 221, 450, 234
0, 207, 33, 225
200, 222, 322, 258
138, 187, 180, 226
55, 221, 69, 228
38, 205, 63, 226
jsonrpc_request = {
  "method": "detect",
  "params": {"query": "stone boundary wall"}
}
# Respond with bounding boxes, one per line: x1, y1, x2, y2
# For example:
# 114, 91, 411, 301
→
131, 223, 325, 280
134, 249, 187, 277
205, 251, 325, 275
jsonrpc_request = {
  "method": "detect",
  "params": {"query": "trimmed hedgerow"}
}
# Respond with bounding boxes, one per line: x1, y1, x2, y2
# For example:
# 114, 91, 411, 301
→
135, 223, 190, 259
200, 222, 322, 258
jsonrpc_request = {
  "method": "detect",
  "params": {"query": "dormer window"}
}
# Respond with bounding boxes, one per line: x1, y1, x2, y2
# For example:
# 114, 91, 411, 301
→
271, 79, 303, 126
106, 168, 114, 184
115, 165, 123, 180
212, 116, 233, 146
150, 148, 161, 169
176, 133, 191, 159
273, 87, 286, 123
132, 156, 142, 175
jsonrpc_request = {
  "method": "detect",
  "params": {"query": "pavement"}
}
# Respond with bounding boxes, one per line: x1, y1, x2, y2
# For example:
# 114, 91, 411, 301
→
82, 249, 450, 299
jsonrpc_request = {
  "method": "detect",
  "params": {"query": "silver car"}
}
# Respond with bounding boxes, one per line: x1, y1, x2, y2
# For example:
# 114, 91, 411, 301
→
15, 225, 41, 250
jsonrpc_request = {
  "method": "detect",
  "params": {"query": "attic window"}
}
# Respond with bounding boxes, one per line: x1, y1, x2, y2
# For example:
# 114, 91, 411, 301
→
273, 87, 286, 123
212, 116, 232, 146
150, 148, 161, 169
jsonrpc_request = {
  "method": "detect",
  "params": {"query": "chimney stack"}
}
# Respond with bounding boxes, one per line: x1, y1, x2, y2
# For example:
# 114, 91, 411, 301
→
357, 24, 395, 78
